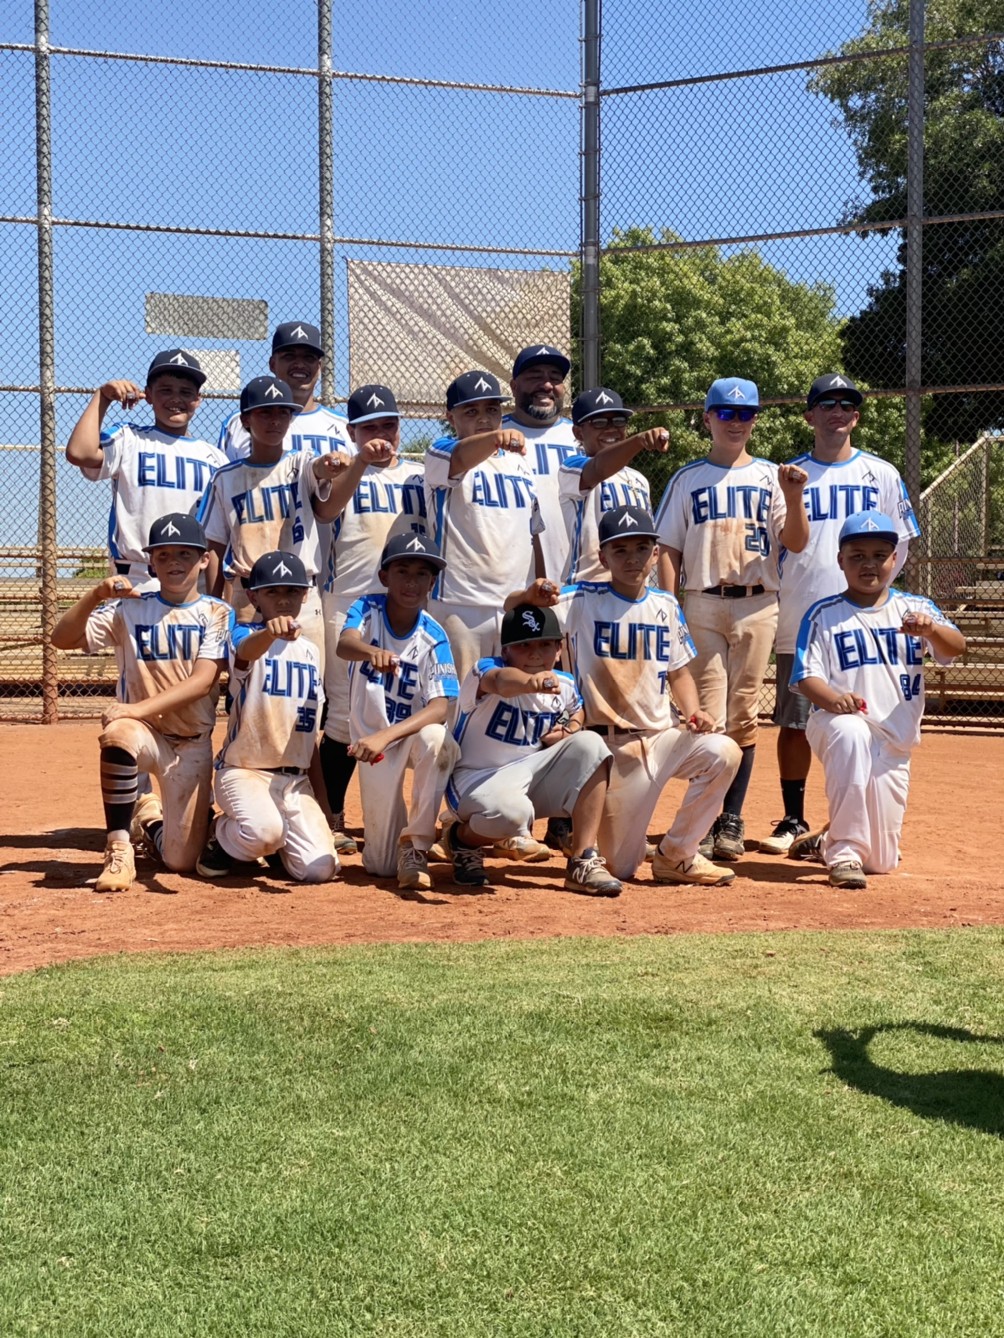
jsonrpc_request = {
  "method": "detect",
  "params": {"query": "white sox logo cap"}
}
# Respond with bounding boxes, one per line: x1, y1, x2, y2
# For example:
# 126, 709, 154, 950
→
244, 550, 311, 590
501, 602, 562, 646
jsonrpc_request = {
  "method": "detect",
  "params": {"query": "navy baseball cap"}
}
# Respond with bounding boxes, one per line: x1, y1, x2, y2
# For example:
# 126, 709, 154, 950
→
598, 505, 660, 547
704, 377, 761, 412
572, 387, 629, 425
243, 550, 311, 590
272, 321, 324, 356
447, 370, 506, 410
807, 373, 863, 409
512, 344, 571, 379
240, 375, 301, 414
347, 384, 399, 424
501, 603, 562, 646
146, 349, 206, 389
379, 531, 447, 572
838, 511, 899, 547
143, 513, 208, 552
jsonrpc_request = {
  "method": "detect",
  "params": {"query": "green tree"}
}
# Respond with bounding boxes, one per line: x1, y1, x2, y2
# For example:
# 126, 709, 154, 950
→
575, 227, 909, 502
809, 0, 1004, 443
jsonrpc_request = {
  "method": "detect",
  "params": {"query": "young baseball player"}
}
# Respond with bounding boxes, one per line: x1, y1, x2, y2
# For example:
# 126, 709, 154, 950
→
763, 373, 921, 854
424, 369, 544, 683
217, 321, 352, 462
318, 383, 427, 852
50, 514, 232, 891
196, 550, 337, 883
787, 511, 964, 888
559, 387, 669, 583
66, 351, 226, 591
336, 532, 458, 892
504, 344, 578, 584
443, 603, 621, 896
197, 374, 347, 667
508, 505, 741, 885
655, 377, 810, 861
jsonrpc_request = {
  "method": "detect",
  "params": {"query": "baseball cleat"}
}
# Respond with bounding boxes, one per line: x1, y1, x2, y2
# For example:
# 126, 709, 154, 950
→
442, 824, 489, 888
94, 839, 136, 893
329, 811, 358, 855
564, 848, 622, 897
698, 825, 716, 859
196, 836, 234, 879
543, 816, 574, 857
129, 792, 163, 859
788, 825, 829, 863
828, 860, 867, 890
760, 815, 809, 854
397, 842, 432, 892
651, 849, 735, 887
712, 813, 746, 861
493, 833, 550, 862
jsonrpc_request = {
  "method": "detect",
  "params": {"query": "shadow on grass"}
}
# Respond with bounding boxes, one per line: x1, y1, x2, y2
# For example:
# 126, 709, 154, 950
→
815, 1022, 1004, 1137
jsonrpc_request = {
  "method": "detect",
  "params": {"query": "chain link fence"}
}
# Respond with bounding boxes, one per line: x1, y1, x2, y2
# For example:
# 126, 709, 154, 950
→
5, 0, 1004, 725
593, 0, 1004, 724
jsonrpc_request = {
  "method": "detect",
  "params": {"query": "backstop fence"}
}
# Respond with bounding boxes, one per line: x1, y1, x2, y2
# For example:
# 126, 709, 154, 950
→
3, 0, 1003, 723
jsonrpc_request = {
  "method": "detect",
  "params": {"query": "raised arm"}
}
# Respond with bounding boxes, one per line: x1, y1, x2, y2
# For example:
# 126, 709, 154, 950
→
66, 380, 142, 469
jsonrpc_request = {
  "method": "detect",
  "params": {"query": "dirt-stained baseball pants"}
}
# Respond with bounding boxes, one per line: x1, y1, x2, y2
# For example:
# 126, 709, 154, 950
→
213, 766, 338, 883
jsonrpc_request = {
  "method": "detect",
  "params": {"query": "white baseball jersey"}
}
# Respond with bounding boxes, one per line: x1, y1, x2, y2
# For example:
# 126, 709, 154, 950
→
775, 449, 920, 653
85, 591, 232, 737
83, 422, 227, 568
559, 454, 651, 583
344, 595, 458, 738
197, 449, 332, 583
502, 414, 578, 582
424, 436, 543, 606
217, 404, 353, 462
323, 460, 427, 605
554, 582, 696, 731
447, 659, 581, 807
791, 590, 959, 753
217, 624, 323, 771
655, 456, 789, 593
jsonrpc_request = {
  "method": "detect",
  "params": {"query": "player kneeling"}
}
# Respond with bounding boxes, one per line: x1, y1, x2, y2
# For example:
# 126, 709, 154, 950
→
50, 514, 231, 892
336, 533, 459, 893
788, 511, 964, 889
197, 551, 338, 883
443, 604, 621, 896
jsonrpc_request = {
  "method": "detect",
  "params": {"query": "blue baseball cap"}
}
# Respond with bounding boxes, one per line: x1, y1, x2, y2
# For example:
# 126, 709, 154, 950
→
240, 375, 301, 414
512, 344, 571, 380
705, 377, 761, 412
379, 531, 447, 571
144, 513, 208, 552
243, 550, 311, 590
572, 387, 629, 425
838, 511, 899, 547
272, 321, 324, 356
146, 349, 206, 388
598, 505, 660, 546
447, 370, 506, 410
347, 384, 399, 424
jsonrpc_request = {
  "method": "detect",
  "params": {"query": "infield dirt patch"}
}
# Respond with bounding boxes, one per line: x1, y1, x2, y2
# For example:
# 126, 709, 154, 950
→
2, 721, 1002, 975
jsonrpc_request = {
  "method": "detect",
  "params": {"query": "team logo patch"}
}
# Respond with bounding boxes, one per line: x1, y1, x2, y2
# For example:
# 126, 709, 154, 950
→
290, 325, 309, 340
474, 376, 492, 393
521, 610, 542, 632
272, 558, 292, 577
169, 352, 190, 367
618, 512, 638, 529
265, 383, 283, 400
367, 392, 384, 408
727, 385, 746, 400
163, 519, 180, 537
595, 390, 613, 405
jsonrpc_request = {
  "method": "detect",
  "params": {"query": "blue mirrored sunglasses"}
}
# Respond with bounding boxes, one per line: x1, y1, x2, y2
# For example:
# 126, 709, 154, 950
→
712, 407, 758, 422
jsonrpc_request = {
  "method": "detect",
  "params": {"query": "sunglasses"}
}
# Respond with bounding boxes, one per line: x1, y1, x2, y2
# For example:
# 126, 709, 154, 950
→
711, 407, 758, 422
814, 397, 858, 411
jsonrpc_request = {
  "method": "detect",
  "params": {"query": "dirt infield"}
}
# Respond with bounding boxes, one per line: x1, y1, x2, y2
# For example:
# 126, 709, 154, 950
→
2, 721, 1002, 975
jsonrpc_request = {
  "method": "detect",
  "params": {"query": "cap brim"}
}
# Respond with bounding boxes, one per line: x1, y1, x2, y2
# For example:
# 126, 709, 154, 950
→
380, 553, 446, 571
348, 410, 401, 424
273, 341, 325, 357
513, 355, 571, 379
448, 394, 508, 409
575, 408, 630, 424
149, 367, 206, 389
143, 540, 208, 552
243, 400, 302, 414
599, 529, 659, 546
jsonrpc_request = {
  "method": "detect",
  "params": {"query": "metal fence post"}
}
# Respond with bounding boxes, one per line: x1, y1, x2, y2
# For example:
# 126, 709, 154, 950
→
580, 0, 601, 390
904, 0, 925, 515
318, 0, 335, 404
34, 0, 59, 723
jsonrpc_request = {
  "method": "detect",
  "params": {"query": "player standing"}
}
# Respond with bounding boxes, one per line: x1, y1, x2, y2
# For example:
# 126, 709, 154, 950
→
66, 351, 226, 591
788, 512, 963, 888
50, 514, 231, 891
655, 377, 809, 860
197, 550, 338, 883
761, 374, 921, 854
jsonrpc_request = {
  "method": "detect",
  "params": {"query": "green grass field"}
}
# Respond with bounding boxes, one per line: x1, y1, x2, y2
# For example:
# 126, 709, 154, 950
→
2, 931, 1004, 1336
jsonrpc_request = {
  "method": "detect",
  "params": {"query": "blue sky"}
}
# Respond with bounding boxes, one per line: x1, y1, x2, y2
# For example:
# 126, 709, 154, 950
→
1, 0, 896, 549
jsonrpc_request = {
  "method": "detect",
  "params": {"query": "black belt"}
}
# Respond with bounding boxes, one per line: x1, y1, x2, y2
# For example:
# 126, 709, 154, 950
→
588, 724, 646, 738
702, 584, 766, 598
115, 561, 132, 575
264, 766, 306, 776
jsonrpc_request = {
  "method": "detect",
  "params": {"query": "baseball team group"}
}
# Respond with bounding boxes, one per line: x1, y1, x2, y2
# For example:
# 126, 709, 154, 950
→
51, 321, 966, 898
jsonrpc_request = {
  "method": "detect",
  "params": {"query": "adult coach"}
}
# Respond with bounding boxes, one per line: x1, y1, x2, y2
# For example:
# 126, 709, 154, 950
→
504, 344, 578, 584
218, 320, 351, 461
761, 374, 921, 854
